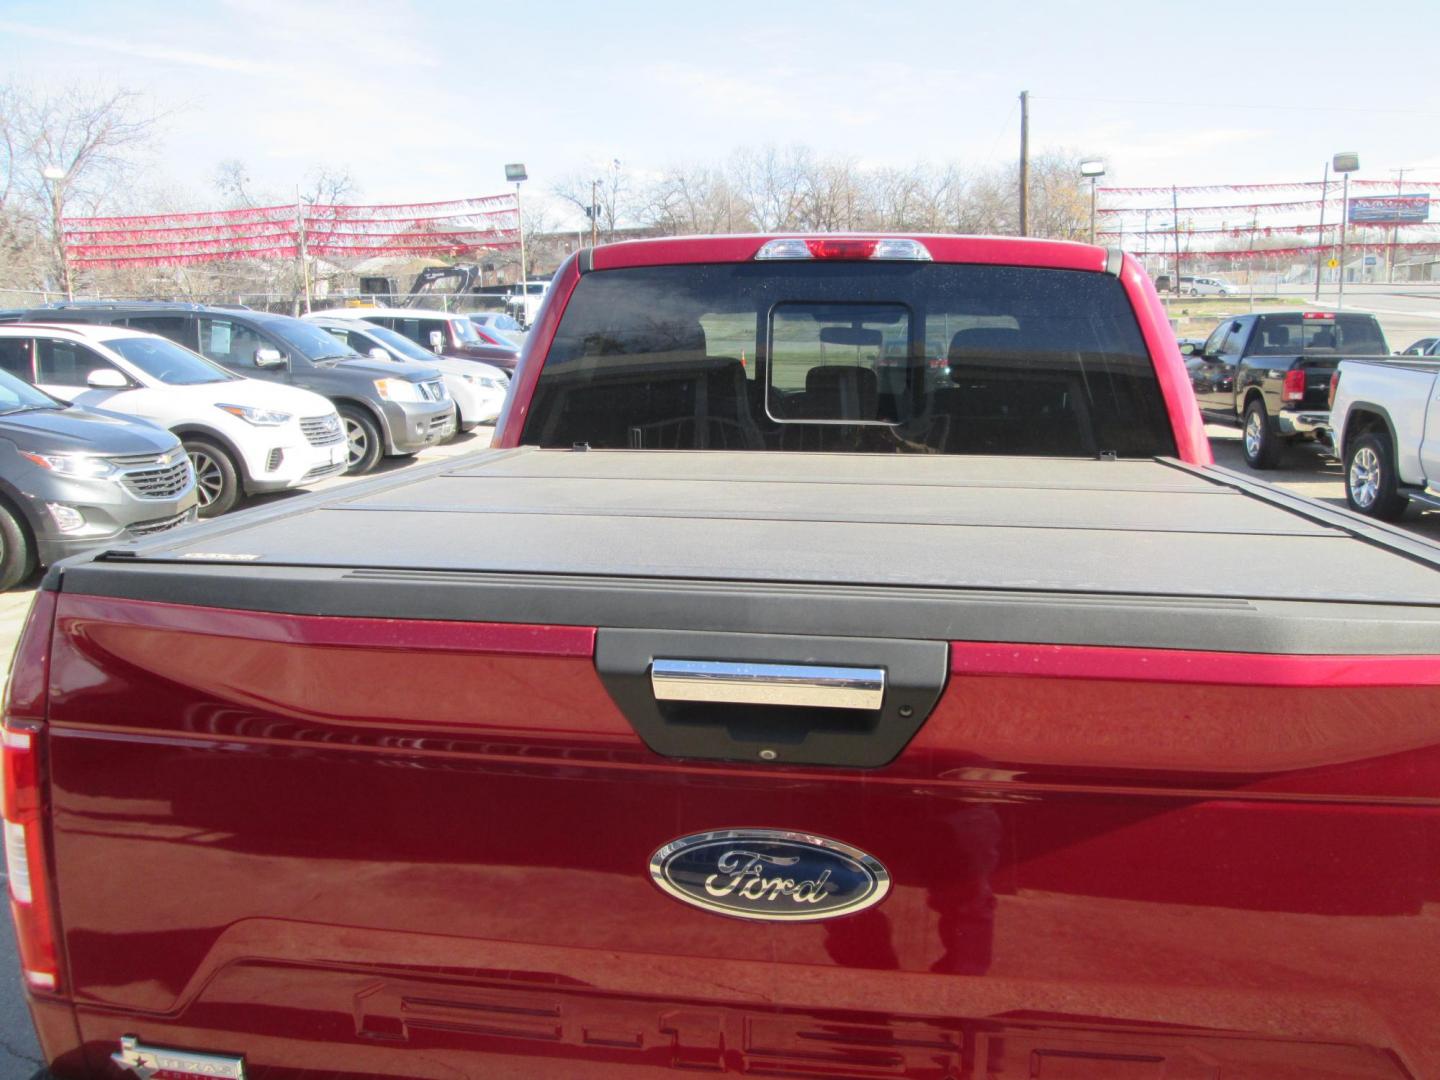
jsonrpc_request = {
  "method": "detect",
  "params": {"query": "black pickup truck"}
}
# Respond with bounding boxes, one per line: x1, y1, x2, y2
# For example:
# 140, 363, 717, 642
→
1184, 310, 1389, 468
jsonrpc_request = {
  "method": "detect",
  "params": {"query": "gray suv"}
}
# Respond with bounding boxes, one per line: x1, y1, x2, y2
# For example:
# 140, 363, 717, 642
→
12, 303, 455, 473
0, 368, 196, 589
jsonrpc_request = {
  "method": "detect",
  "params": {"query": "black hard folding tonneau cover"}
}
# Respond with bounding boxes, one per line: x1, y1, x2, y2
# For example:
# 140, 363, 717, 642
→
53, 448, 1440, 655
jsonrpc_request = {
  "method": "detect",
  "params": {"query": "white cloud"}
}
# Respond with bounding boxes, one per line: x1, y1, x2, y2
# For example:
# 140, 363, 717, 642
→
0, 20, 285, 76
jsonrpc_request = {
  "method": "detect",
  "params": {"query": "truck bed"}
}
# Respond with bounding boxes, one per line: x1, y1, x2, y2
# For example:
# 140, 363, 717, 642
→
27, 448, 1440, 1080
59, 447, 1440, 653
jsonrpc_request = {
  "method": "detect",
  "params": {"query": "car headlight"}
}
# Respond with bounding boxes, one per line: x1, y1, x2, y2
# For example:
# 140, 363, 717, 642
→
373, 378, 423, 402
465, 374, 507, 391
217, 403, 292, 426
20, 452, 118, 479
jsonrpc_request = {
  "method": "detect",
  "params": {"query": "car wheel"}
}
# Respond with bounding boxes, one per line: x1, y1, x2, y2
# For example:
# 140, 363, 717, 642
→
1187, 287, 1200, 296
0, 501, 35, 591
339, 405, 383, 474
1345, 432, 1409, 520
1242, 398, 1281, 469
185, 438, 241, 518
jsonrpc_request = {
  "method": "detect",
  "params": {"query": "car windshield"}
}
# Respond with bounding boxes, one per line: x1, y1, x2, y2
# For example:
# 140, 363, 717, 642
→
0, 366, 62, 412
359, 323, 438, 364
265, 317, 362, 361
522, 262, 1176, 458
477, 314, 522, 332
107, 335, 236, 384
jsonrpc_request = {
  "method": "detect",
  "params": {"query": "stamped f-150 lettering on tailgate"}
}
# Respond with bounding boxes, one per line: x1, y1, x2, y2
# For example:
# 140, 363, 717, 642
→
8, 234, 1440, 1080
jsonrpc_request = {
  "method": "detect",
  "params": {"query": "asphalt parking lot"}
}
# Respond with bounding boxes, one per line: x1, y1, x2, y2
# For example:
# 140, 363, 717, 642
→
0, 424, 1433, 1077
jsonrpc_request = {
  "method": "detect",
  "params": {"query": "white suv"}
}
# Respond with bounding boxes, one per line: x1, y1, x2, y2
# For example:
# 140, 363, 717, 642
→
0, 324, 348, 516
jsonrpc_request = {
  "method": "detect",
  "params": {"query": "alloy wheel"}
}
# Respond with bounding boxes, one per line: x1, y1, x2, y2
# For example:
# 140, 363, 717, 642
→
1243, 411, 1263, 458
344, 416, 369, 469
1349, 446, 1380, 509
188, 447, 225, 508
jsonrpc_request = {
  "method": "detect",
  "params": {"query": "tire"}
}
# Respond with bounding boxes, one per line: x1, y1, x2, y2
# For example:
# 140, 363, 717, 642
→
1241, 398, 1281, 469
0, 500, 34, 591
184, 438, 241, 518
1187, 287, 1200, 297
1345, 432, 1409, 520
339, 405, 383, 474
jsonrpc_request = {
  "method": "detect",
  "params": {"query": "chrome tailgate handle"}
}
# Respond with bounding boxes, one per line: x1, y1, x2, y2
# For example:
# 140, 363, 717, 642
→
652, 660, 885, 710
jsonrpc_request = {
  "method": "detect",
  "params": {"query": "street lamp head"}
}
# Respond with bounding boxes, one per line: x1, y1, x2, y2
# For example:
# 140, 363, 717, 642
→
41, 165, 65, 181
1079, 159, 1106, 178
1333, 152, 1360, 174
504, 163, 528, 183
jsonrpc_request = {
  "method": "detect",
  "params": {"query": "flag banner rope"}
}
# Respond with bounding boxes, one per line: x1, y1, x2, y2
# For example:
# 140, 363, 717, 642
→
63, 193, 519, 268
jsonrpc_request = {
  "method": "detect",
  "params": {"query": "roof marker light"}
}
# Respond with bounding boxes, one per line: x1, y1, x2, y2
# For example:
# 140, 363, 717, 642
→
755, 238, 933, 262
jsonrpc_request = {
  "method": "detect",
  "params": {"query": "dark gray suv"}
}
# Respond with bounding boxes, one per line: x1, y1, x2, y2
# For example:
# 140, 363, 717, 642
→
0, 369, 197, 589
11, 303, 455, 473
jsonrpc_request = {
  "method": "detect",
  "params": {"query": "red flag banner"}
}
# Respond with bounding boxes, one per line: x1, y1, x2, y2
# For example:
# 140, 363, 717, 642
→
1100, 179, 1440, 197
63, 192, 520, 268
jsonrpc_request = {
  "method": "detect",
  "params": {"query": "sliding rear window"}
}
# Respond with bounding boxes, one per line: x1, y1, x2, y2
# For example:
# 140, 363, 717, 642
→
522, 261, 1175, 457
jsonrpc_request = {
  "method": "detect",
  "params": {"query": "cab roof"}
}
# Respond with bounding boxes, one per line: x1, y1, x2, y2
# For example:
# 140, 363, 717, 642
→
586, 233, 1115, 273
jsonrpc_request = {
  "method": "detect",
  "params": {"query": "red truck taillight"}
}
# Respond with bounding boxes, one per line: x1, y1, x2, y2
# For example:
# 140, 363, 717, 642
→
3, 590, 62, 995
1282, 369, 1307, 403
1329, 371, 1341, 409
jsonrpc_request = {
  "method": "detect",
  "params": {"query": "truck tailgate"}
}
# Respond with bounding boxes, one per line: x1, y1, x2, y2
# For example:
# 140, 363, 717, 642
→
40, 450, 1440, 1079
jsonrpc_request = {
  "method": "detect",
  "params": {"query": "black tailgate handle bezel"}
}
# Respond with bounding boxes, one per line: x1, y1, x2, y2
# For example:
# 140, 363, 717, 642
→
596, 628, 948, 768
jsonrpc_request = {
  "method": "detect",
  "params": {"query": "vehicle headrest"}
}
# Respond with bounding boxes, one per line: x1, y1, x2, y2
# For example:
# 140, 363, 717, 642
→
948, 326, 1025, 362
805, 365, 879, 420
1264, 324, 1290, 348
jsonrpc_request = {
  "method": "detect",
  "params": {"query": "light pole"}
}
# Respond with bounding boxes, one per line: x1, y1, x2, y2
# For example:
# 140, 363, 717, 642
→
504, 163, 528, 292
42, 165, 72, 301
1080, 159, 1105, 244
1332, 152, 1359, 311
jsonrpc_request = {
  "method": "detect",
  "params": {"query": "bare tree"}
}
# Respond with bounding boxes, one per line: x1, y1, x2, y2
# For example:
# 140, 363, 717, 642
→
552, 161, 629, 241
6, 85, 159, 296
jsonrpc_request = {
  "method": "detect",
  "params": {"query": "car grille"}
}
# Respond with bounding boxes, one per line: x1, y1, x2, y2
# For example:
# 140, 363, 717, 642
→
302, 461, 347, 481
301, 414, 344, 446
427, 413, 454, 436
112, 452, 193, 499
418, 380, 446, 403
129, 508, 195, 536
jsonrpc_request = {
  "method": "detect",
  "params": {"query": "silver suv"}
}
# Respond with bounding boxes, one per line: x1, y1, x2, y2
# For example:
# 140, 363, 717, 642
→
0, 368, 197, 588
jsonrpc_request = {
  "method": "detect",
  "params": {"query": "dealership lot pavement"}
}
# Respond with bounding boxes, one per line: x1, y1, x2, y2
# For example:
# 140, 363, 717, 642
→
0, 423, 1434, 1077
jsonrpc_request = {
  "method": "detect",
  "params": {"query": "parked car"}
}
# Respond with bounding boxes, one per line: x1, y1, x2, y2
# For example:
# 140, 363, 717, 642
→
0, 365, 195, 587
317, 306, 521, 372
1153, 274, 1234, 296
307, 316, 508, 431
13, 235, 1440, 1080
1330, 354, 1440, 519
1397, 337, 1436, 356
9, 302, 454, 474
0, 323, 345, 516
1185, 309, 1389, 467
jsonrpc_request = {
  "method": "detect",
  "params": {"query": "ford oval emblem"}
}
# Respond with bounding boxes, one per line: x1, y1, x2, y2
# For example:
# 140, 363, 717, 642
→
649, 830, 890, 922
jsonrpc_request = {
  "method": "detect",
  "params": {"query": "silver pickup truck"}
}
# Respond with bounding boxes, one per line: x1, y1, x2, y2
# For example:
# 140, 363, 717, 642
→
1330, 356, 1440, 518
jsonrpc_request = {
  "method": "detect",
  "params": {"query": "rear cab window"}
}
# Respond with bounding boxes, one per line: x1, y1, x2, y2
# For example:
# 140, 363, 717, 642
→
521, 262, 1176, 457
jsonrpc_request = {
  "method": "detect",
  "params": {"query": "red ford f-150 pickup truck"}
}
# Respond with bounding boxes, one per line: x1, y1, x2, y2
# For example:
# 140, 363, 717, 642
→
8, 234, 1440, 1080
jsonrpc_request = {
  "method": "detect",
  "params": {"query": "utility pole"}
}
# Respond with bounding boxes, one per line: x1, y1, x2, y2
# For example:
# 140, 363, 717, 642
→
1388, 168, 1405, 284
295, 185, 311, 315
590, 179, 599, 247
1172, 185, 1182, 297
1018, 90, 1029, 237
1313, 161, 1329, 301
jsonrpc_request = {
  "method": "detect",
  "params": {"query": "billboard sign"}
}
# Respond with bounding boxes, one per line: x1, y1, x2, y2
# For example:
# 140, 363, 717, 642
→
1348, 194, 1430, 224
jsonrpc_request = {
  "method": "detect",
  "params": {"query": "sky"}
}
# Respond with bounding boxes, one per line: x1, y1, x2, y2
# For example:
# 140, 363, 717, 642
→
4, 0, 1440, 228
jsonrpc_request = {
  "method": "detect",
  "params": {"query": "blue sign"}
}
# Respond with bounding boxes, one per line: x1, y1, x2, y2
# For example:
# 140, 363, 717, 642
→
1348, 194, 1430, 224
